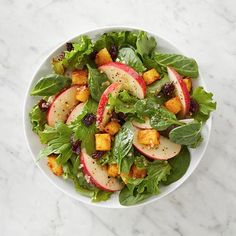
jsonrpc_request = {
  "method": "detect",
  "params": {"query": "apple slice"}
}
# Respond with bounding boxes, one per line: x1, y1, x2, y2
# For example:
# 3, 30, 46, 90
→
47, 85, 79, 127
80, 149, 124, 192
167, 67, 190, 117
66, 102, 86, 124
96, 83, 123, 130
132, 118, 152, 129
99, 62, 146, 99
133, 127, 181, 160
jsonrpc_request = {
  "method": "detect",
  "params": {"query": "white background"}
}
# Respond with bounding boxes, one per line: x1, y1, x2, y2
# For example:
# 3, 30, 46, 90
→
0, 0, 236, 235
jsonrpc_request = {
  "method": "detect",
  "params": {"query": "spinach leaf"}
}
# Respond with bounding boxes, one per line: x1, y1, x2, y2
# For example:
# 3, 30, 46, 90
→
87, 65, 109, 102
120, 147, 135, 174
142, 54, 162, 73
146, 74, 169, 95
154, 53, 199, 78
30, 74, 71, 96
136, 31, 157, 57
39, 123, 74, 164
169, 122, 202, 147
63, 35, 94, 69
117, 47, 146, 73
163, 146, 190, 185
112, 121, 134, 171
29, 104, 46, 134
191, 87, 217, 122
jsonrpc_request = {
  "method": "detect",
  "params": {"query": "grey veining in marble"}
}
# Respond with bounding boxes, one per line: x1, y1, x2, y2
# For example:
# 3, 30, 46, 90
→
0, 0, 236, 235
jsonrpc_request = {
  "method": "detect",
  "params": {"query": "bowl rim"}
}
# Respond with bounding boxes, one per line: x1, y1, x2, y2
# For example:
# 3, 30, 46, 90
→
23, 25, 212, 208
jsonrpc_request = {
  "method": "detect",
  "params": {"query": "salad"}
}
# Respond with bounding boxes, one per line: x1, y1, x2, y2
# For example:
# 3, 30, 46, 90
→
29, 30, 216, 206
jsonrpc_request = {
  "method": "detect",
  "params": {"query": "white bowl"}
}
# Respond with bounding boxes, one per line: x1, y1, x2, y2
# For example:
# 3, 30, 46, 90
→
23, 26, 211, 208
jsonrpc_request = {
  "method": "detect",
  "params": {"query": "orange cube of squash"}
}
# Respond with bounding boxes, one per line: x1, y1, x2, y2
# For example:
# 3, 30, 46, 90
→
137, 129, 160, 146
95, 48, 113, 66
107, 164, 119, 177
47, 155, 63, 176
183, 77, 192, 92
95, 133, 111, 151
104, 121, 121, 135
165, 96, 182, 114
76, 86, 90, 102
131, 165, 147, 179
143, 68, 160, 85
72, 69, 88, 85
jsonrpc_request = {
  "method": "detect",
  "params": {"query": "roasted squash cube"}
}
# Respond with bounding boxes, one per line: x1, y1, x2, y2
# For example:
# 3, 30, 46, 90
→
131, 165, 147, 179
95, 48, 113, 66
107, 164, 119, 177
72, 69, 88, 85
47, 155, 63, 176
137, 129, 160, 146
165, 96, 182, 114
183, 77, 192, 92
104, 121, 121, 135
95, 133, 111, 151
76, 86, 90, 102
143, 68, 160, 85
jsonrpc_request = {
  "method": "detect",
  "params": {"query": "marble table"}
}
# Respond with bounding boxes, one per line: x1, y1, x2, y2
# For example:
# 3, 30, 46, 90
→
0, 0, 235, 235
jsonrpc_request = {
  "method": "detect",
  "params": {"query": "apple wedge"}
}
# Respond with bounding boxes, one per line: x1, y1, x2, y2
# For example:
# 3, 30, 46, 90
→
66, 102, 86, 124
167, 67, 190, 117
80, 149, 124, 192
96, 83, 123, 130
99, 62, 146, 99
133, 127, 181, 160
132, 118, 152, 129
47, 85, 79, 127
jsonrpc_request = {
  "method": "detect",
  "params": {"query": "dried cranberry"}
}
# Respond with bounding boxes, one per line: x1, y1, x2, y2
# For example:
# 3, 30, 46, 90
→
189, 99, 199, 114
38, 99, 50, 112
70, 137, 81, 155
111, 111, 126, 124
162, 82, 175, 98
82, 113, 96, 127
90, 50, 98, 60
66, 42, 73, 51
92, 151, 106, 159
109, 45, 117, 59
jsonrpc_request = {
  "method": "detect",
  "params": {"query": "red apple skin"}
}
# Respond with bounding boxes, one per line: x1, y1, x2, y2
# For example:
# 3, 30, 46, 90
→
167, 67, 190, 117
96, 83, 122, 130
80, 149, 123, 192
47, 85, 79, 127
99, 62, 146, 99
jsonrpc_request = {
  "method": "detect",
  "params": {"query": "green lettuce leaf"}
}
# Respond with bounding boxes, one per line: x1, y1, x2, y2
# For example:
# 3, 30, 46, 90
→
191, 87, 217, 122
63, 35, 94, 69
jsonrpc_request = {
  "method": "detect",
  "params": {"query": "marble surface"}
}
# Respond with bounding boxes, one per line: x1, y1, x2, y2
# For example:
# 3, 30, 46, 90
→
0, 0, 236, 235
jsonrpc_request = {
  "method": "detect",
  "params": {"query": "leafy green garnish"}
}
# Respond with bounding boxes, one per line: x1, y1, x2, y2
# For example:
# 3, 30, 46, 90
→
142, 54, 162, 73
119, 160, 171, 206
120, 147, 135, 174
169, 122, 202, 148
112, 121, 134, 172
87, 65, 109, 102
30, 74, 71, 96
39, 123, 74, 164
63, 35, 94, 69
154, 53, 199, 78
117, 47, 146, 73
146, 74, 169, 95
29, 104, 47, 134
136, 31, 157, 57
163, 146, 190, 185
191, 87, 216, 122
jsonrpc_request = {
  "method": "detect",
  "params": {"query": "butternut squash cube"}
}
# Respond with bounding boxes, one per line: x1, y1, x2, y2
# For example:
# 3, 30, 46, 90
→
183, 77, 192, 92
137, 129, 160, 146
95, 48, 113, 66
47, 155, 63, 176
165, 96, 182, 114
107, 164, 119, 177
131, 165, 147, 179
76, 86, 90, 102
95, 133, 111, 151
104, 121, 121, 135
72, 69, 88, 85
143, 68, 160, 85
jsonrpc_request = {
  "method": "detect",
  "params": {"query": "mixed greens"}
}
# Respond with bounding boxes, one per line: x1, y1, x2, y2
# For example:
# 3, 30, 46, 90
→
29, 30, 216, 205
